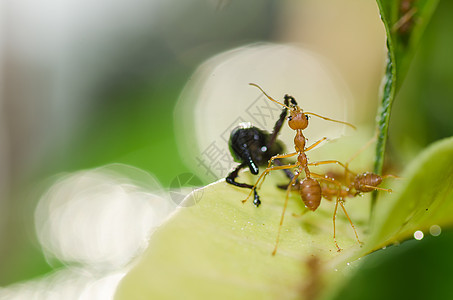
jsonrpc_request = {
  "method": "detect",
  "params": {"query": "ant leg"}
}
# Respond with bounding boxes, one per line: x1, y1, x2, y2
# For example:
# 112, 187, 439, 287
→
226, 163, 262, 206
272, 171, 300, 256
309, 160, 354, 177
309, 160, 348, 169
310, 173, 339, 202
267, 152, 298, 169
311, 173, 345, 251
311, 172, 343, 186
273, 159, 295, 181
381, 174, 402, 180
273, 159, 296, 191
259, 153, 297, 191
362, 185, 393, 193
344, 132, 377, 186
304, 137, 328, 152
338, 200, 363, 247
345, 133, 377, 166
258, 162, 297, 192
243, 164, 298, 204
292, 210, 309, 218
333, 194, 342, 252
304, 112, 356, 129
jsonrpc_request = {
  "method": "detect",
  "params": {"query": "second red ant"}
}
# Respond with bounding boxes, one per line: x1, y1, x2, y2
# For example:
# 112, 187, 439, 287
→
313, 135, 398, 251
315, 169, 396, 251
289, 135, 398, 252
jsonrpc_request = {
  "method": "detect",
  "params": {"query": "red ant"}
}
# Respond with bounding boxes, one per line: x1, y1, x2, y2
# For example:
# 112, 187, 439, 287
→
242, 83, 356, 255
312, 136, 398, 251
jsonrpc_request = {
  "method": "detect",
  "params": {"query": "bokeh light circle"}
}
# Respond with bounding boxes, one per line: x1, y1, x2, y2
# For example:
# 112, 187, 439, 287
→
175, 43, 354, 183
34, 164, 175, 270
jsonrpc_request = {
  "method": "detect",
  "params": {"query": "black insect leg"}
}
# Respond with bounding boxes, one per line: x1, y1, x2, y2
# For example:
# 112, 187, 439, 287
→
266, 98, 289, 150
272, 158, 298, 190
273, 158, 294, 180
226, 162, 261, 207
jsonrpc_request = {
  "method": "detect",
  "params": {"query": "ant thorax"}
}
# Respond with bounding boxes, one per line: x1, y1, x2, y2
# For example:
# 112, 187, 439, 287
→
294, 130, 306, 152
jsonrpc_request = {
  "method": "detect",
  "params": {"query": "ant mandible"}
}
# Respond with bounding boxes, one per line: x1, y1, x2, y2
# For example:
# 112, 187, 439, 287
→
242, 83, 356, 255
226, 96, 291, 206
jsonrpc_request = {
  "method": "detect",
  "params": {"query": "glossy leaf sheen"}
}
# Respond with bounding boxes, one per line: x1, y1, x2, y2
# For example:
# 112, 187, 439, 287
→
115, 137, 453, 300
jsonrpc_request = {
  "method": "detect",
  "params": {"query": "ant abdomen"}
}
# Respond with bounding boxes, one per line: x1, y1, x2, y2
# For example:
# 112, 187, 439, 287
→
300, 178, 322, 211
353, 172, 382, 193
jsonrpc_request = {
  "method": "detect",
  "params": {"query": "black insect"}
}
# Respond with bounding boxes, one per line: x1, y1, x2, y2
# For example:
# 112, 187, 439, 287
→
226, 97, 290, 207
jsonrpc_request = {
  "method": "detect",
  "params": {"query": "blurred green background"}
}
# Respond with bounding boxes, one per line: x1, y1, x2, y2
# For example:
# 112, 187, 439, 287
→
0, 0, 452, 297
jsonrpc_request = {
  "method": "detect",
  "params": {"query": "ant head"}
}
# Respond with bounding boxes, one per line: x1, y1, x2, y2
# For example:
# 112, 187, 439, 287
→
288, 110, 308, 130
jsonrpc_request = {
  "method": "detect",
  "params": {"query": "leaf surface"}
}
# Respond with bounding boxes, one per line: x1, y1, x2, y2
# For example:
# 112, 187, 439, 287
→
115, 137, 453, 300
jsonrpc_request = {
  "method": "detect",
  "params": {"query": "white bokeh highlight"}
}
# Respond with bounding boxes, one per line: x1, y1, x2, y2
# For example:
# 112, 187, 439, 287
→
34, 164, 176, 270
0, 268, 126, 300
413, 230, 424, 241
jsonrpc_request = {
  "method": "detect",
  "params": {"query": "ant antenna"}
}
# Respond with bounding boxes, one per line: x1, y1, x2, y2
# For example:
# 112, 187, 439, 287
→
250, 83, 356, 129
345, 132, 378, 167
304, 112, 356, 129
392, 7, 417, 33
249, 83, 291, 110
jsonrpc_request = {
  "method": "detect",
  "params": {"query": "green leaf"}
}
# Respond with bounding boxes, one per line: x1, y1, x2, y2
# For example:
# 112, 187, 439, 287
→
115, 137, 453, 300
368, 136, 453, 251
373, 0, 439, 212
377, 0, 439, 90
114, 171, 368, 300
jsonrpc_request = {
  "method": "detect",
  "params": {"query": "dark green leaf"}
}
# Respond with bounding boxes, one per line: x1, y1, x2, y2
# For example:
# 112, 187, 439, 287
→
373, 0, 439, 212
